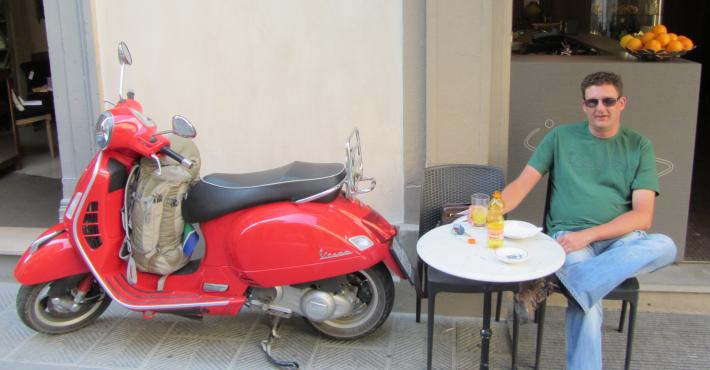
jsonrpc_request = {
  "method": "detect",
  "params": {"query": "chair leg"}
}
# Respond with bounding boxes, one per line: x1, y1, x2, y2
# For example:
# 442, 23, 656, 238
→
416, 259, 424, 323
427, 290, 436, 370
512, 301, 519, 370
618, 300, 627, 332
495, 290, 502, 322
624, 301, 637, 370
45, 119, 56, 158
534, 298, 547, 370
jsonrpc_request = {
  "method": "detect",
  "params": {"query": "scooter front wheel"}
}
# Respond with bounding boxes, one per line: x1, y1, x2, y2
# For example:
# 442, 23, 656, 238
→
305, 262, 394, 340
16, 274, 112, 334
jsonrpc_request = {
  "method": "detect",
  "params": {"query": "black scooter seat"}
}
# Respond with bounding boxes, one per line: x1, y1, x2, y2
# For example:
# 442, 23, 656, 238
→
182, 161, 346, 223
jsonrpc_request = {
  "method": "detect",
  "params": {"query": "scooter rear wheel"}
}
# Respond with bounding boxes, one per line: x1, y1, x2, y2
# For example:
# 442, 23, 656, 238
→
305, 263, 394, 340
17, 274, 112, 334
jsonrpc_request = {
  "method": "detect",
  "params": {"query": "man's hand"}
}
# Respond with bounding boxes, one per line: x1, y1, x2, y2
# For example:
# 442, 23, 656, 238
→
556, 230, 594, 254
555, 189, 656, 254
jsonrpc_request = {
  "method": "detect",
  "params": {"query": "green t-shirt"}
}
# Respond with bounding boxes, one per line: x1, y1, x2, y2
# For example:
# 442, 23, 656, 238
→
528, 121, 659, 236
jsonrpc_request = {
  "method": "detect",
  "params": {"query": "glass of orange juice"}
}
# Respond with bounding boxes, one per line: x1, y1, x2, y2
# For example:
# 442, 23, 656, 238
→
469, 193, 489, 227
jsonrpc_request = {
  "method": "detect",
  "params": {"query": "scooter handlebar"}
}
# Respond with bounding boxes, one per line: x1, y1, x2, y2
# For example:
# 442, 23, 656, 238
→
160, 146, 194, 169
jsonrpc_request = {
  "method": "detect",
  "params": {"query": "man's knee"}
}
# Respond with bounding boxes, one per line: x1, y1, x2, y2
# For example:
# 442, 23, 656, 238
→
646, 233, 677, 262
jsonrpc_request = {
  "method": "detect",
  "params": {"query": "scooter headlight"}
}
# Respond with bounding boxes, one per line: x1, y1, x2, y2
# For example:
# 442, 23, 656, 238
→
95, 111, 114, 149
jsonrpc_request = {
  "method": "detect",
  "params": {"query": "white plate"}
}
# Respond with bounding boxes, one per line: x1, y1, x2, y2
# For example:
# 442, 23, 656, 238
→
495, 247, 529, 264
504, 220, 542, 239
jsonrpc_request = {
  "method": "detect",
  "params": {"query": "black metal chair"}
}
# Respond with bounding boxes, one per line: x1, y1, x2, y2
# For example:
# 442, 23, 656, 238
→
415, 164, 521, 370
534, 175, 639, 370
534, 278, 639, 370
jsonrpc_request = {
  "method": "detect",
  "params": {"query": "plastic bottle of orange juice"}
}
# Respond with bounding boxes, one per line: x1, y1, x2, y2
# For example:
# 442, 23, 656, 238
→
487, 191, 504, 248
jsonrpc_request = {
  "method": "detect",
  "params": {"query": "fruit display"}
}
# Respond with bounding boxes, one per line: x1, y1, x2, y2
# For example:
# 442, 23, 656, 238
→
618, 24, 695, 61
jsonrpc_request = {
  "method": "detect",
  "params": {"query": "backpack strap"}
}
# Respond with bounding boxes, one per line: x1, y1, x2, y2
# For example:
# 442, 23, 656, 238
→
120, 165, 140, 285
157, 274, 169, 291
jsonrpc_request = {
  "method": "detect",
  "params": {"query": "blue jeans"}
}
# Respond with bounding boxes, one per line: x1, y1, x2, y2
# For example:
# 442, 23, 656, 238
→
552, 230, 677, 370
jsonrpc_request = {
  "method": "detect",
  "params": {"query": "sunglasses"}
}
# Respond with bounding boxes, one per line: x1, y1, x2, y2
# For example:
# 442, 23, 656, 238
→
583, 97, 621, 108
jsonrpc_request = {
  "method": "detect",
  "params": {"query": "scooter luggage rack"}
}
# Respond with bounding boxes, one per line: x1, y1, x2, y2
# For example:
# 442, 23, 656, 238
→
344, 128, 376, 200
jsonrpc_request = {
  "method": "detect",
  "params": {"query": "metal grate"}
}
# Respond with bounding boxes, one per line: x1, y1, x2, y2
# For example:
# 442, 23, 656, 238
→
83, 201, 102, 249
418, 164, 505, 237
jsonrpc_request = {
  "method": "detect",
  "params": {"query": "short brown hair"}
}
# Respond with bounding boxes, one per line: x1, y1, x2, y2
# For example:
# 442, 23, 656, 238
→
580, 72, 623, 98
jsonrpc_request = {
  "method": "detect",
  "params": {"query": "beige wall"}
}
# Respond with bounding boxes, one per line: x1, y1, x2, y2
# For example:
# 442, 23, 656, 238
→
93, 1, 404, 223
426, 0, 512, 169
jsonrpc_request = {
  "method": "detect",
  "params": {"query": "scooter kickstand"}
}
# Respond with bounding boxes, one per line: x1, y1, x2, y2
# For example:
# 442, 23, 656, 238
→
260, 316, 299, 368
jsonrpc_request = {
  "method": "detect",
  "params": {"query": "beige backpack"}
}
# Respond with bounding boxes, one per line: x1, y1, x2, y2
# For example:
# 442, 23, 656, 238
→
121, 135, 201, 286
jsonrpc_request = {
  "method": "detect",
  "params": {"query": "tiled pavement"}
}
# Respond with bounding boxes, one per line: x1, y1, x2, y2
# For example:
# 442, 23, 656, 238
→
0, 282, 708, 369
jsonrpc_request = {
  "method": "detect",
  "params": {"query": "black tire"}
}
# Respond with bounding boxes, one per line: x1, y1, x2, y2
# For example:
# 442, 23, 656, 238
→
16, 275, 112, 334
305, 263, 394, 340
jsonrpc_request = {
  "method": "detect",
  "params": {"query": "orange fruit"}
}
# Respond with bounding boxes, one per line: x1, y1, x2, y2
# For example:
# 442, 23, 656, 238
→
666, 40, 684, 52
652, 24, 668, 35
619, 34, 634, 48
626, 37, 643, 51
678, 36, 694, 50
643, 39, 662, 53
668, 33, 679, 41
655, 33, 671, 47
640, 32, 656, 43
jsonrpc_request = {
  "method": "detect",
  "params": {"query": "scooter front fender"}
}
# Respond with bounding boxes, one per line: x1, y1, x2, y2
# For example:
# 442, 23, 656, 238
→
14, 226, 90, 285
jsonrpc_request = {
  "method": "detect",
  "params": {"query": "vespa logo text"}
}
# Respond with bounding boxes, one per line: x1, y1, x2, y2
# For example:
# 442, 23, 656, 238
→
319, 248, 353, 260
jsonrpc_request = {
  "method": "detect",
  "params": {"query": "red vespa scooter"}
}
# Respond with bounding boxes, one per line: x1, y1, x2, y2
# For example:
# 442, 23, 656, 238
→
14, 42, 412, 365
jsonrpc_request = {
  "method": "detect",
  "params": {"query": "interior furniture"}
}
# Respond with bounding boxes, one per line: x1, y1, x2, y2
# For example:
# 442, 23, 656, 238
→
6, 76, 55, 169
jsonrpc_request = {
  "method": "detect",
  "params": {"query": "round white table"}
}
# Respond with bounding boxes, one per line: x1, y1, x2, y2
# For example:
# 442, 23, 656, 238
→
417, 219, 565, 369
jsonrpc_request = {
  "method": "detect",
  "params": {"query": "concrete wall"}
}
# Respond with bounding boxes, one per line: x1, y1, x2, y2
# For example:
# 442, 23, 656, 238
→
92, 1, 404, 223
426, 0, 512, 169
403, 0, 426, 224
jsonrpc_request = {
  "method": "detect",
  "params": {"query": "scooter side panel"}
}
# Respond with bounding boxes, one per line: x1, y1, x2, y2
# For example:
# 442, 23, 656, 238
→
14, 229, 90, 285
201, 195, 396, 287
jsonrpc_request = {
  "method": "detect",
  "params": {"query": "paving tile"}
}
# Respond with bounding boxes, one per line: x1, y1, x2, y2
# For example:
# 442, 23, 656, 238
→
0, 280, 707, 370
79, 315, 175, 368
389, 314, 455, 370
143, 337, 239, 370
7, 328, 105, 365
0, 309, 35, 359
513, 307, 710, 370
231, 315, 319, 370
316, 317, 394, 350
310, 346, 389, 370
170, 314, 254, 339
0, 361, 80, 370
0, 283, 16, 310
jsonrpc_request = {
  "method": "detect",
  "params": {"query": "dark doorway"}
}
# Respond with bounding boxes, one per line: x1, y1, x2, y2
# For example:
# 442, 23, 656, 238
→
664, 1, 710, 261
0, 0, 60, 229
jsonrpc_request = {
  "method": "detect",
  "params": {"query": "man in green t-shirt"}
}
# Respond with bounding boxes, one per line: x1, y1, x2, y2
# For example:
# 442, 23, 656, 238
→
502, 71, 676, 370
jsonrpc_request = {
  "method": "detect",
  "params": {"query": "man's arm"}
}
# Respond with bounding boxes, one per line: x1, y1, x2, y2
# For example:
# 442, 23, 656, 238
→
501, 165, 543, 214
556, 189, 656, 253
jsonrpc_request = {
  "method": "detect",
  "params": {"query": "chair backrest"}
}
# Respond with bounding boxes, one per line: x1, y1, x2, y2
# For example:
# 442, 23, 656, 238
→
419, 164, 505, 237
541, 165, 555, 234
5, 77, 19, 118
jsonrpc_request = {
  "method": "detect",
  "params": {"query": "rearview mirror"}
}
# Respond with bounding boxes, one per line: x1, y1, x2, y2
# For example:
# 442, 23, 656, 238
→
118, 42, 132, 66
172, 115, 196, 138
